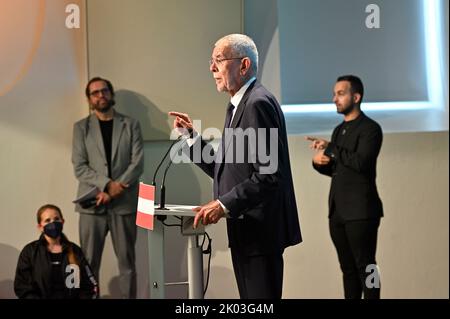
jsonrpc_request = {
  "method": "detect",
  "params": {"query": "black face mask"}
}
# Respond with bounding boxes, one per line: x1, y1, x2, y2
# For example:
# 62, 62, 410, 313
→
43, 222, 63, 239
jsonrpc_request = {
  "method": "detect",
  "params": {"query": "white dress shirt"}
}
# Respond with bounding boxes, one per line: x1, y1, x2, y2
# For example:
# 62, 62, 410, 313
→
185, 77, 257, 214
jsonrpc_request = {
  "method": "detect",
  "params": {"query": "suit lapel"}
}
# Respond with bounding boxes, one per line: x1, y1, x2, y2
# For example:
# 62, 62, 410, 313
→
222, 81, 257, 157
230, 81, 256, 129
111, 112, 125, 162
215, 81, 258, 187
89, 114, 106, 161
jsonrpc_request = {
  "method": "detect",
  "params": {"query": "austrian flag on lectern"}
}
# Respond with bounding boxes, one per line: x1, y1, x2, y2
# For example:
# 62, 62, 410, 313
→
136, 182, 155, 230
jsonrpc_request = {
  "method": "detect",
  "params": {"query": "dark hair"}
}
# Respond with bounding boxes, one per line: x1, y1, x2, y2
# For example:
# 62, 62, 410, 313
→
36, 204, 78, 265
37, 204, 63, 224
337, 75, 364, 103
85, 77, 115, 98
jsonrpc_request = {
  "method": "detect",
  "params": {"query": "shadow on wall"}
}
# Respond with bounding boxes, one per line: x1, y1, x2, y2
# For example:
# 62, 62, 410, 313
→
132, 216, 203, 299
205, 220, 229, 257
136, 228, 150, 299
203, 222, 236, 298
205, 266, 237, 299
0, 243, 20, 298
99, 275, 121, 299
97, 91, 234, 297
131, 138, 232, 298
161, 150, 232, 297
244, 0, 279, 78
104, 90, 176, 298
115, 90, 171, 141
134, 218, 232, 299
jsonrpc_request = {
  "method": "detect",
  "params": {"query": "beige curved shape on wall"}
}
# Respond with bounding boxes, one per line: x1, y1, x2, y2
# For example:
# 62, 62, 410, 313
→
0, 0, 46, 97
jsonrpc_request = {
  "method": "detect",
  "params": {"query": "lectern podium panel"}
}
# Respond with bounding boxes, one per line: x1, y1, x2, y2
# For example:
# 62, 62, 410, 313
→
148, 204, 205, 299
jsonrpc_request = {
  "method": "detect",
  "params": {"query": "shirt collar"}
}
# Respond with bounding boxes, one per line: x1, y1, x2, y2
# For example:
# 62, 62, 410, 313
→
230, 77, 256, 108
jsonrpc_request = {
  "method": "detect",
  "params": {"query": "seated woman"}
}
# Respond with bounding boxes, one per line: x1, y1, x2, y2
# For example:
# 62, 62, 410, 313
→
14, 204, 99, 299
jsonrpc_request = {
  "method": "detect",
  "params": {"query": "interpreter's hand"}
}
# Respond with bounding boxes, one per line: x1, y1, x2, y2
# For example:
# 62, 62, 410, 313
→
168, 111, 195, 136
313, 150, 331, 166
305, 136, 329, 151
96, 192, 111, 206
193, 200, 225, 228
107, 181, 129, 198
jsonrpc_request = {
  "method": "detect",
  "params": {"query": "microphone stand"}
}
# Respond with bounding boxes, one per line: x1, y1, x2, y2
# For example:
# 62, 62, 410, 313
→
159, 152, 175, 210
159, 137, 188, 210
152, 135, 182, 188
152, 135, 182, 220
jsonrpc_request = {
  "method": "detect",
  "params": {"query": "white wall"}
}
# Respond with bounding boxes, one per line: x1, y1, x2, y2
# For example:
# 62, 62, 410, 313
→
0, 0, 447, 299
0, 0, 88, 298
284, 132, 449, 298
87, 0, 243, 141
134, 131, 449, 299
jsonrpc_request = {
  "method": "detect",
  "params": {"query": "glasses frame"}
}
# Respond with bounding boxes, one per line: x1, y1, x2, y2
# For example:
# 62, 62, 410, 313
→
209, 56, 246, 67
89, 87, 110, 97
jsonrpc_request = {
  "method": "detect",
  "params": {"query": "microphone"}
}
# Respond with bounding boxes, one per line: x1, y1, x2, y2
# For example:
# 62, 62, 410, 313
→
151, 136, 182, 221
152, 136, 182, 184
151, 127, 193, 213
159, 137, 189, 209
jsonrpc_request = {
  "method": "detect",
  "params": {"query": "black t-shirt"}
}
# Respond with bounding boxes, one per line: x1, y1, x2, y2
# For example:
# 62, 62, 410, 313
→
49, 252, 65, 299
99, 119, 113, 178
336, 117, 357, 146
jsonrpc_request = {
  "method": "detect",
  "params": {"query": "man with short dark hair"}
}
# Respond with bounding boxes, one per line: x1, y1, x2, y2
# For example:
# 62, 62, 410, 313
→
307, 75, 383, 299
72, 77, 144, 298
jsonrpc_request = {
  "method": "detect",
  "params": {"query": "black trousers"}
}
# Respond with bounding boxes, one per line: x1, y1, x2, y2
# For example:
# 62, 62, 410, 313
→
230, 249, 283, 299
329, 215, 380, 299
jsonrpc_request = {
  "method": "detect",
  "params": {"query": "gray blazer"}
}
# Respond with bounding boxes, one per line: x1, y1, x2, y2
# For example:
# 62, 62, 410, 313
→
72, 111, 144, 215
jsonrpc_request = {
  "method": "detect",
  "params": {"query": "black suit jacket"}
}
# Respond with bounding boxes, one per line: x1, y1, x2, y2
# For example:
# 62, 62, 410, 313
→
313, 112, 383, 221
193, 81, 302, 256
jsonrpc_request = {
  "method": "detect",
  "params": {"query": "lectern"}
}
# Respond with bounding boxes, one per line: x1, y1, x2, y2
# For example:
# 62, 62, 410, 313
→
147, 204, 205, 299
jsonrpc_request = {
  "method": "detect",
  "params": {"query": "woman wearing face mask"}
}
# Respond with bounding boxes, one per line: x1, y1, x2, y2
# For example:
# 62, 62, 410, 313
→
14, 204, 99, 299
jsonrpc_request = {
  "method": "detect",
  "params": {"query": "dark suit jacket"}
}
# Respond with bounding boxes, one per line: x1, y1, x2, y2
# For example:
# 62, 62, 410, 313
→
193, 81, 302, 256
313, 112, 383, 221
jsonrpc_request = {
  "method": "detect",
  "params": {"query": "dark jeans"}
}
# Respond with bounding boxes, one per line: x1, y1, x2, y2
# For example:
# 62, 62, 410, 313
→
329, 215, 381, 299
230, 249, 284, 299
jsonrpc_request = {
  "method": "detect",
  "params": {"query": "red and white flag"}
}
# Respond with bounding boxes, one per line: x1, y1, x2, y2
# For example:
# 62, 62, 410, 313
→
136, 182, 155, 230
